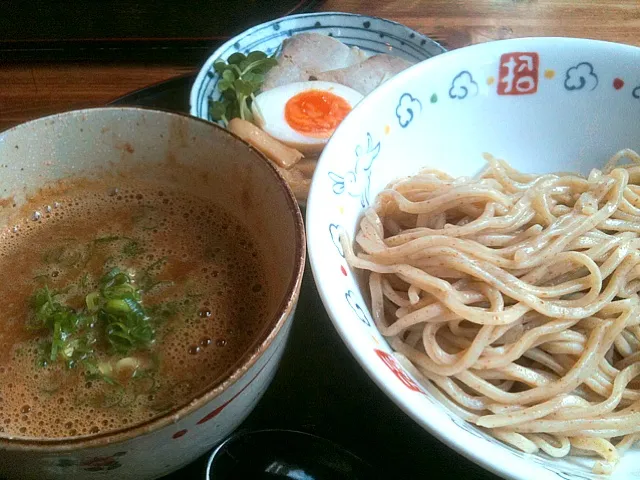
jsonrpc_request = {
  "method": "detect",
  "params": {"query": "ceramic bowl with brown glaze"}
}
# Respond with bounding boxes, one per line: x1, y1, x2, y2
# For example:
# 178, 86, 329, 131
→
0, 107, 305, 480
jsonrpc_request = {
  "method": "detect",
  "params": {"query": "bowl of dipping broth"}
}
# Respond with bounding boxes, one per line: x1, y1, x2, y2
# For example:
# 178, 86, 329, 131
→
0, 107, 305, 480
307, 38, 640, 480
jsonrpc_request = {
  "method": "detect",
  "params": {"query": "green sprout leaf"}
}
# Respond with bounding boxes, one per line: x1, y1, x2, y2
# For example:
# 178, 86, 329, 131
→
213, 60, 227, 74
209, 100, 227, 121
207, 49, 277, 124
245, 51, 267, 63
233, 79, 253, 96
227, 52, 246, 65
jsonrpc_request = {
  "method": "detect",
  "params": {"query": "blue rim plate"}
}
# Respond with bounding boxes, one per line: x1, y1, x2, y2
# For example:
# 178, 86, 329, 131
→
189, 12, 447, 123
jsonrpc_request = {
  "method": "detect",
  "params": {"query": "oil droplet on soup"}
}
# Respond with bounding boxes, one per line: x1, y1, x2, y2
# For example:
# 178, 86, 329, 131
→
0, 182, 270, 439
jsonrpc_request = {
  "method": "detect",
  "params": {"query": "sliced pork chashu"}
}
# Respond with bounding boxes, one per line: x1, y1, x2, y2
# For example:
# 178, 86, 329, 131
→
262, 32, 367, 91
314, 54, 415, 95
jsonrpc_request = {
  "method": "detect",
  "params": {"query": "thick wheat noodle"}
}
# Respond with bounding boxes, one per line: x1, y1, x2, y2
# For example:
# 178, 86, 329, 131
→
617, 351, 640, 369
432, 318, 579, 371
491, 363, 556, 387
357, 232, 630, 286
346, 249, 639, 324
490, 429, 540, 453
622, 329, 640, 351
528, 433, 572, 457
345, 152, 640, 474
478, 363, 640, 428
599, 358, 620, 379
600, 218, 640, 233
573, 437, 619, 473
384, 205, 534, 245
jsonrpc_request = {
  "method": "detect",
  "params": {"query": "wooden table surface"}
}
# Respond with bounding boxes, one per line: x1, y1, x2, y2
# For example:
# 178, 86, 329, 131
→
1, 0, 637, 131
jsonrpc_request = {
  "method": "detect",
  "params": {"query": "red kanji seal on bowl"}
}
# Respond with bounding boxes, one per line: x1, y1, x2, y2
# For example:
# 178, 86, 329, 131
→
498, 52, 540, 95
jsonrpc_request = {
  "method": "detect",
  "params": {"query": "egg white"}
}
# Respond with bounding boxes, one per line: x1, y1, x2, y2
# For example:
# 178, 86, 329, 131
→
252, 81, 364, 154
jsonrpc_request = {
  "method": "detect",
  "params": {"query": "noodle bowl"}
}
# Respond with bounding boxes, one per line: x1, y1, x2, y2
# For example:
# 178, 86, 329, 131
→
344, 150, 640, 475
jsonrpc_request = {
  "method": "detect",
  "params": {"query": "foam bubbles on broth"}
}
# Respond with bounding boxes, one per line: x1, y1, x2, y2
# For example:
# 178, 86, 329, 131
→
0, 183, 269, 439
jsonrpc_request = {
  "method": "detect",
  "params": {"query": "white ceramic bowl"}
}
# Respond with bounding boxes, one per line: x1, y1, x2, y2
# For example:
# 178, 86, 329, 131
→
189, 12, 446, 123
307, 38, 640, 480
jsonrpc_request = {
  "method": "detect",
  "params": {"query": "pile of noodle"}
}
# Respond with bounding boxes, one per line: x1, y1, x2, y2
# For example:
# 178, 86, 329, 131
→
343, 150, 640, 474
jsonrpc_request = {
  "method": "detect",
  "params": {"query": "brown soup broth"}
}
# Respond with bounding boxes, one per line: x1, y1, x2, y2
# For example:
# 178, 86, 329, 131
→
0, 182, 269, 439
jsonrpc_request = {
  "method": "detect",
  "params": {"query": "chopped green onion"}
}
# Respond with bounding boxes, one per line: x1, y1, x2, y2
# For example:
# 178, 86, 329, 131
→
104, 299, 131, 314
29, 267, 162, 382
86, 292, 101, 312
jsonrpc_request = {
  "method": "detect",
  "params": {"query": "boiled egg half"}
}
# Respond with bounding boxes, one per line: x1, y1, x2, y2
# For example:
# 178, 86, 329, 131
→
251, 81, 364, 154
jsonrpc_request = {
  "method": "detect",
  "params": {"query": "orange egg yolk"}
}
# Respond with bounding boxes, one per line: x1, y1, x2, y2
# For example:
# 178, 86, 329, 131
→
284, 89, 352, 138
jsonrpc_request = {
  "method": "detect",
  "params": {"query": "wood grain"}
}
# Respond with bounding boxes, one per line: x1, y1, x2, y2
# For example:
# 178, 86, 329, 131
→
1, 0, 638, 130
0, 64, 193, 130
323, 0, 640, 50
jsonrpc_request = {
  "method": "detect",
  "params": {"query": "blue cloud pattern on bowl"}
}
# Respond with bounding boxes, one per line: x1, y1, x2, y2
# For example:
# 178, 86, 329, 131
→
189, 12, 446, 123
